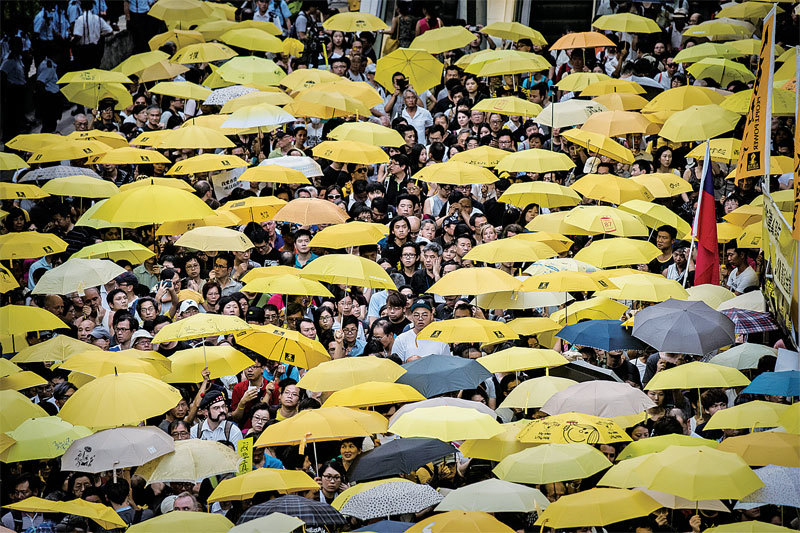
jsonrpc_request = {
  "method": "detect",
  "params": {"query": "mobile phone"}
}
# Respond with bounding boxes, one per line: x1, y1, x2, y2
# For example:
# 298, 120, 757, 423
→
162, 280, 172, 288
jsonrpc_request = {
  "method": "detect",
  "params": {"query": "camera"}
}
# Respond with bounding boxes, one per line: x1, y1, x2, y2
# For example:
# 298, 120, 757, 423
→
397, 79, 408, 91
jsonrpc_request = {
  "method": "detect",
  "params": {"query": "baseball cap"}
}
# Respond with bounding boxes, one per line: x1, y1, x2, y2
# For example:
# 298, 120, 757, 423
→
179, 299, 200, 314
365, 63, 376, 74
89, 326, 111, 340
409, 298, 433, 313
160, 495, 178, 514
115, 272, 137, 286
246, 306, 265, 323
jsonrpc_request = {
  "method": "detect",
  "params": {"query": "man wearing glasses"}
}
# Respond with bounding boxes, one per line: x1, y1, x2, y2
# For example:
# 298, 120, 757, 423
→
230, 355, 272, 429
392, 299, 452, 363
211, 252, 243, 297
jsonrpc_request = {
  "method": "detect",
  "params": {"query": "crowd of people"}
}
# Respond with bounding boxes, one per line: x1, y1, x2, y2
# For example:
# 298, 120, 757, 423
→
0, 0, 798, 532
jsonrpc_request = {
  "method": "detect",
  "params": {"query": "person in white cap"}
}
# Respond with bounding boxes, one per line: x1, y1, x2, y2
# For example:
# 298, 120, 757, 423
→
177, 299, 201, 321
130, 330, 153, 351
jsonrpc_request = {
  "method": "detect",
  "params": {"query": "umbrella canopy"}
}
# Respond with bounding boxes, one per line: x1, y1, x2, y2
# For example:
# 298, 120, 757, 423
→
617, 434, 719, 461
297, 357, 405, 392
687, 58, 756, 86
376, 48, 444, 94
630, 172, 693, 198
41, 175, 119, 198
593, 13, 661, 33
309, 222, 387, 249
596, 274, 689, 302
31, 258, 125, 296
128, 512, 233, 532
550, 31, 616, 49
721, 308, 779, 335
480, 22, 546, 44
208, 468, 320, 502
574, 237, 660, 268
550, 296, 629, 326
91, 183, 214, 225
416, 317, 518, 343
707, 523, 795, 533
460, 421, 538, 461
562, 207, 648, 237
494, 443, 612, 484
389, 398, 496, 425
233, 325, 330, 370
464, 238, 557, 264
717, 432, 800, 467
174, 226, 254, 252
0, 231, 68, 260
340, 481, 443, 520
658, 104, 740, 142
71, 240, 155, 264
322, 381, 424, 408
499, 181, 581, 209
136, 439, 241, 484
1, 304, 69, 335
517, 412, 632, 444
477, 347, 567, 373
6, 497, 126, 530
237, 495, 346, 528
270, 198, 349, 225
535, 488, 661, 529
742, 370, 800, 397
0, 390, 48, 432
739, 465, 800, 507
348, 438, 457, 483
499, 376, 578, 409
645, 361, 749, 390
536, 99, 608, 128
388, 405, 503, 441
61, 426, 174, 473
412, 161, 497, 185
562, 130, 637, 165
571, 173, 653, 203
407, 511, 515, 533
473, 96, 542, 117
300, 254, 396, 290
55, 350, 167, 379
556, 320, 649, 352
495, 148, 576, 174
410, 25, 476, 54
328, 121, 405, 147
705, 400, 787, 431
541, 381, 656, 418
255, 407, 387, 447
11, 336, 98, 364
396, 354, 493, 397
163, 346, 253, 383
687, 283, 736, 309
0, 416, 92, 462
229, 513, 305, 533
152, 313, 251, 343
632, 299, 736, 355
436, 478, 550, 513
427, 267, 520, 296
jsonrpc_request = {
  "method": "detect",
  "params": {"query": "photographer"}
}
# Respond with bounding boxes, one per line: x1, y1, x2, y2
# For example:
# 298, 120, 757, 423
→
252, 0, 292, 36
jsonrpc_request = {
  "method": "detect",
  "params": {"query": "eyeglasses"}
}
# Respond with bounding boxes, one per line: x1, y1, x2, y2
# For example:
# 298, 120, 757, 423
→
354, 168, 367, 173
214, 263, 229, 269
171, 431, 190, 439
327, 194, 342, 200
322, 474, 341, 481
401, 253, 417, 258
342, 327, 358, 334
282, 391, 300, 397
252, 415, 269, 423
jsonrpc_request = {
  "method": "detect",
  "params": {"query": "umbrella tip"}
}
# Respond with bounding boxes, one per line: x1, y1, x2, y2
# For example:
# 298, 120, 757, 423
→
115, 366, 118, 376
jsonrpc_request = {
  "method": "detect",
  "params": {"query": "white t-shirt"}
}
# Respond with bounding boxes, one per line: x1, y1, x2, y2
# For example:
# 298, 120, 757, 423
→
393, 328, 452, 362
727, 266, 758, 294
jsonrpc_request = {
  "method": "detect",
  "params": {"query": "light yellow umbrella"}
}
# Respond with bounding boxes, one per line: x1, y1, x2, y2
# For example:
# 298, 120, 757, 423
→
5, 132, 62, 152
60, 82, 132, 110
91, 183, 214, 225
674, 42, 743, 64
55, 350, 167, 379
158, 125, 236, 149
216, 56, 286, 87
376, 48, 444, 94
0, 390, 48, 432
629, 172, 692, 198
67, 129, 129, 148
256, 406, 388, 446
737, 222, 762, 248
32, 258, 125, 296
0, 232, 68, 260
464, 238, 557, 264
593, 92, 649, 111
208, 468, 320, 502
682, 19, 753, 41
687, 58, 755, 86
90, 147, 170, 165
449, 145, 510, 167
228, 513, 304, 533
427, 267, 521, 296
322, 11, 388, 31
687, 283, 736, 309
480, 22, 547, 44
478, 347, 567, 373
174, 226, 255, 253
155, 210, 241, 235
233, 325, 330, 370
512, 232, 574, 254
410, 25, 477, 54
163, 346, 254, 383
0, 371, 48, 391
550, 296, 629, 325
58, 68, 131, 84
237, 165, 310, 185
309, 222, 387, 249
716, 1, 782, 19
171, 42, 236, 64
574, 237, 659, 268
571, 173, 654, 204
499, 376, 578, 409
297, 357, 405, 392
312, 140, 389, 164
593, 13, 661, 33
148, 28, 204, 50
520, 270, 615, 293
417, 317, 519, 343
557, 72, 612, 92
136, 439, 241, 483
27, 140, 109, 163
519, 412, 632, 444
460, 421, 539, 461
322, 381, 425, 408
11, 335, 99, 364
136, 60, 189, 83
535, 488, 660, 529
0, 416, 92, 463
580, 79, 646, 96
128, 512, 232, 532
499, 181, 582, 209
291, 86, 372, 118
113, 49, 169, 75
389, 405, 503, 441
0, 182, 48, 200
327, 122, 404, 147
149, 0, 212, 24
704, 400, 788, 431
596, 273, 689, 302
494, 443, 612, 484
473, 96, 542, 117
150, 80, 212, 101
241, 274, 333, 298
581, 110, 659, 137
563, 206, 649, 237
724, 88, 797, 117
218, 196, 286, 224
41, 175, 119, 198
166, 153, 249, 175
561, 129, 636, 165
658, 104, 741, 142
618, 199, 691, 235
495, 148, 576, 174
280, 68, 341, 91
220, 27, 282, 53
152, 313, 251, 344
0, 152, 30, 171
301, 254, 396, 290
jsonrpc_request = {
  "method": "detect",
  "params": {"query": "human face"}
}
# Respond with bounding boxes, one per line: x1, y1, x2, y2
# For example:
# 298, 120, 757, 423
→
12, 481, 33, 502
251, 409, 270, 433
72, 476, 92, 498
498, 135, 513, 150
214, 259, 231, 280
337, 295, 353, 317
280, 384, 300, 408
340, 441, 360, 462
352, 166, 368, 180
115, 319, 133, 345
411, 307, 433, 330
321, 466, 342, 493
147, 108, 161, 127
77, 319, 95, 342
171, 399, 189, 419
647, 389, 665, 407
299, 321, 316, 339
659, 149, 672, 169
185, 258, 201, 279
466, 137, 479, 150
208, 399, 228, 423
222, 300, 240, 316
295, 235, 311, 254
655, 231, 673, 252
393, 220, 409, 240
342, 322, 358, 344
139, 300, 157, 321
74, 117, 89, 130
403, 128, 416, 145
173, 496, 196, 512
205, 286, 220, 305
403, 91, 416, 109
470, 110, 484, 125
599, 444, 616, 462
631, 426, 649, 441
456, 237, 472, 257
170, 424, 190, 440
482, 226, 497, 242
244, 360, 263, 382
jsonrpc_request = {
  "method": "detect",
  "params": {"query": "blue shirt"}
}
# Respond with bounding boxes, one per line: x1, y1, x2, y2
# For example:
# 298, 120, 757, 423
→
263, 364, 300, 383
260, 454, 285, 469
33, 8, 68, 41
348, 337, 366, 357
0, 55, 25, 86
127, 0, 154, 14
37, 58, 59, 93
295, 253, 318, 269
253, 0, 292, 32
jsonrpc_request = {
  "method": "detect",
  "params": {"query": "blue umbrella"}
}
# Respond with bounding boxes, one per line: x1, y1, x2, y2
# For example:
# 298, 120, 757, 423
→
353, 520, 416, 533
742, 371, 800, 397
556, 319, 649, 352
396, 354, 492, 398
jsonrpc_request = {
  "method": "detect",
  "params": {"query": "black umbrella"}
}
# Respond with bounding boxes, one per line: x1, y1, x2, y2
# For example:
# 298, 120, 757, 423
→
548, 360, 623, 383
348, 438, 458, 482
396, 354, 492, 397
236, 495, 346, 527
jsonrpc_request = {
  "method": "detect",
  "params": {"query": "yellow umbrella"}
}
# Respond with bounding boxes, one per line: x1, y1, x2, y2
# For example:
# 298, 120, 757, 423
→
128, 512, 232, 532
309, 222, 387, 248
512, 232, 574, 254
0, 152, 29, 171
704, 400, 788, 430
113, 49, 169, 75
580, 79, 646, 96
5, 132, 62, 152
241, 265, 302, 283
389, 405, 503, 441
58, 68, 130, 84
686, 283, 736, 309
723, 204, 762, 227
571, 173, 654, 204
301, 254, 397, 290
60, 82, 132, 110
480, 22, 546, 45
67, 129, 128, 148
633, 445, 763, 500
158, 125, 236, 149
280, 68, 341, 91
474, 55, 552, 78
494, 442, 612, 484
574, 237, 660, 268
658, 104, 740, 142
417, 317, 519, 343
597, 273, 689, 302
129, 129, 171, 148
312, 140, 389, 164
563, 206, 649, 237
674, 42, 743, 64
593, 13, 661, 33
410, 25, 476, 54
644, 361, 749, 391
478, 348, 569, 373
136, 60, 188, 83
682, 19, 753, 40
535, 488, 660, 529
499, 181, 581, 209
271, 197, 348, 226
149, 0, 212, 23
54, 351, 167, 379
581, 110, 659, 137
464, 238, 557, 264
163, 346, 253, 383
687, 58, 755, 86
328, 121, 405, 147
592, 92, 649, 111
520, 270, 615, 293
0, 370, 47, 391
233, 325, 330, 370
376, 48, 444, 94
427, 267, 521, 296
0, 232, 68, 260
0, 390, 48, 432
495, 148, 576, 174
550, 31, 616, 50
167, 153, 249, 175
618, 199, 691, 235
155, 210, 242, 236
11, 336, 99, 364
717, 432, 800, 467
297, 357, 405, 392
0, 265, 19, 293
41, 175, 119, 198
0, 182, 48, 200
58, 372, 181, 429
91, 147, 170, 165
507, 317, 563, 340
237, 165, 309, 185
256, 406, 388, 446
459, 49, 538, 71
550, 296, 629, 325
323, 11, 388, 31
499, 376, 578, 409
407, 511, 515, 533
642, 85, 726, 116
208, 468, 319, 502
629, 172, 692, 198
291, 88, 372, 118
413, 161, 497, 185
27, 139, 108, 163
561, 129, 636, 164
473, 96, 542, 117
706, 523, 795, 533
460, 421, 538, 461
58, 499, 128, 530
242, 273, 332, 298
687, 138, 741, 163
136, 439, 241, 483
449, 145, 510, 167
220, 27, 282, 53
716, 1, 782, 19
171, 41, 236, 64
519, 412, 632, 444
71, 240, 155, 264
556, 72, 612, 92
323, 381, 425, 408
218, 196, 287, 224
216, 56, 286, 87
282, 37, 304, 57
91, 183, 214, 225
152, 313, 250, 344
220, 103, 297, 129
148, 28, 204, 50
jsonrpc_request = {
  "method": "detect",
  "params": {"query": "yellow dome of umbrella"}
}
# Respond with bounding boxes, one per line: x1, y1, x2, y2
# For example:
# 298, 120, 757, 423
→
687, 138, 741, 163
687, 57, 755, 86
27, 140, 108, 164
163, 346, 253, 383
323, 11, 388, 31
67, 129, 129, 148
171, 42, 235, 64
220, 27, 282, 53
459, 49, 538, 71
58, 68, 131, 84
60, 82, 132, 110
218, 196, 286, 224
121, 178, 198, 192
55, 350, 167, 379
550, 296, 629, 325
297, 357, 405, 392
618, 199, 692, 235
0, 370, 47, 391
593, 12, 661, 33
0, 390, 48, 432
704, 400, 788, 431
5, 132, 62, 152
717, 432, 800, 467
327, 122, 404, 147
723, 87, 796, 116
136, 439, 241, 483
727, 38, 772, 56
148, 0, 212, 23
574, 237, 660, 268
448, 146, 511, 167
410, 25, 476, 54
0, 182, 48, 200
596, 273, 689, 302
556, 72, 611, 92
518, 412, 632, 444
723, 204, 762, 227
460, 421, 538, 461
91, 183, 214, 225
417, 317, 519, 343
129, 129, 171, 147
571, 173, 654, 204
464, 238, 557, 264
641, 85, 725, 114
499, 376, 578, 409
686, 283, 736, 309
148, 28, 204, 50
581, 110, 659, 137
737, 222, 761, 248
473, 55, 552, 77
238, 165, 309, 184
551, 31, 616, 50
0, 152, 30, 171
41, 175, 119, 198
152, 313, 251, 344
309, 221, 387, 249
241, 265, 302, 283
427, 267, 521, 296
407, 511, 515, 533
128, 511, 232, 532
480, 21, 546, 45
234, 325, 330, 370
166, 153, 249, 175
389, 405, 503, 441
312, 140, 389, 164
499, 182, 581, 209
113, 49, 169, 75
159, 125, 235, 149
136, 60, 188, 83
256, 407, 388, 447
495, 148, 576, 174
156, 210, 242, 235
706, 523, 796, 533
511, 232, 574, 254
563, 206, 649, 237
234, 19, 281, 35
682, 19, 753, 40
580, 79, 646, 96
0, 265, 18, 293
301, 254, 396, 290
473, 96, 543, 117
59, 372, 182, 429
11, 336, 98, 364
494, 442, 612, 484
322, 381, 425, 408
477, 347, 567, 374
271, 197, 348, 225
644, 361, 750, 390
376, 48, 443, 94
90, 147, 170, 165
0, 416, 91, 463
629, 172, 692, 198
216, 56, 286, 86
561, 129, 636, 164
208, 468, 319, 502
282, 37, 304, 57
280, 68, 341, 91
292, 88, 371, 117
150, 80, 211, 101
592, 92, 649, 111
0, 232, 68, 261
520, 270, 616, 293
413, 161, 497, 185
242, 274, 333, 297
716, 1, 781, 19
673, 42, 742, 64
535, 488, 660, 529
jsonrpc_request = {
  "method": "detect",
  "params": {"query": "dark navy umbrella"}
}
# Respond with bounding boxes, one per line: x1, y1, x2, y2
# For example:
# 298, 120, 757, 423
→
556, 319, 649, 351
742, 371, 800, 397
353, 520, 416, 533
396, 354, 492, 397
348, 437, 457, 482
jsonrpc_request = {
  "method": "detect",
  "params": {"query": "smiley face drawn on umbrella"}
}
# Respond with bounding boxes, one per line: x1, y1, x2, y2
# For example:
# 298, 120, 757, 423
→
563, 422, 600, 444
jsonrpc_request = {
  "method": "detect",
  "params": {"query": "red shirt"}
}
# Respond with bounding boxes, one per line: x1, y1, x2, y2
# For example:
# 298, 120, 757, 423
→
231, 379, 270, 430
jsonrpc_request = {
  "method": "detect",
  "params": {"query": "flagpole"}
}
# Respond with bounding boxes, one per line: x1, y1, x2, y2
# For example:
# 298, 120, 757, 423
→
683, 140, 711, 288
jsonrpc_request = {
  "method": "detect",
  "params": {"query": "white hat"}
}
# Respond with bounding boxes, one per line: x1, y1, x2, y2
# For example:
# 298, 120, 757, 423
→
179, 299, 199, 314
131, 330, 153, 344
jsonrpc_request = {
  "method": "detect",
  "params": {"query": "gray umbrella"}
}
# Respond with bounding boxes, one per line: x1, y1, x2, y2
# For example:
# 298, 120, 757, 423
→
631, 298, 735, 355
61, 426, 174, 474
20, 165, 102, 182
548, 360, 623, 383
339, 481, 443, 520
738, 465, 800, 508
203, 85, 258, 106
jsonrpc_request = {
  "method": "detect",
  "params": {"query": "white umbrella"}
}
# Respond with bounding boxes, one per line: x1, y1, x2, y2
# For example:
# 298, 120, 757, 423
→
259, 155, 323, 177
739, 465, 800, 507
541, 381, 656, 417
535, 99, 607, 128
61, 426, 174, 474
436, 478, 549, 513
339, 481, 443, 520
20, 165, 102, 182
203, 85, 258, 106
32, 258, 125, 295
